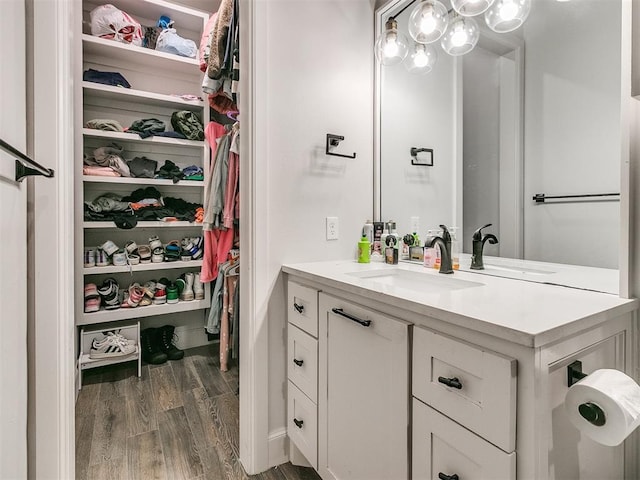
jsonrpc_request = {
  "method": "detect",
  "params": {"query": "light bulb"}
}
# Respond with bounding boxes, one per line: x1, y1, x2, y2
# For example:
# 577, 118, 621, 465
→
451, 0, 496, 17
484, 0, 531, 33
408, 0, 449, 44
405, 43, 437, 75
451, 27, 468, 47
374, 18, 409, 66
499, 1, 518, 20
441, 14, 479, 56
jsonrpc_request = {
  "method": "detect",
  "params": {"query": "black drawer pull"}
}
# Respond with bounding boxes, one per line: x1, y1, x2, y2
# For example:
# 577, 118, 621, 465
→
438, 376, 462, 389
331, 308, 371, 327
293, 303, 304, 314
438, 474, 459, 480
293, 358, 304, 367
293, 418, 304, 428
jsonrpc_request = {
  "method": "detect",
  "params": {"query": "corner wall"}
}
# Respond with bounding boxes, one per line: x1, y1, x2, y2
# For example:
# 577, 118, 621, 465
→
252, 0, 374, 467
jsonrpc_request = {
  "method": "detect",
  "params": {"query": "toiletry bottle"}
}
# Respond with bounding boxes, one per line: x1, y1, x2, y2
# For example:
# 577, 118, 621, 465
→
401, 233, 414, 261
449, 227, 460, 270
380, 222, 390, 255
424, 229, 441, 269
372, 221, 384, 256
384, 221, 400, 264
358, 234, 371, 263
363, 220, 374, 251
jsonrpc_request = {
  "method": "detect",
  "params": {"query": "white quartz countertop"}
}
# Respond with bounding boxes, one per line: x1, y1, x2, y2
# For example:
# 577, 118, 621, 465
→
282, 260, 638, 348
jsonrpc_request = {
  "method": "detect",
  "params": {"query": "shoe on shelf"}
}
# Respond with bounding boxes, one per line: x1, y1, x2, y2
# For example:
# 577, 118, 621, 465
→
98, 278, 120, 310
89, 333, 136, 359
112, 249, 128, 267
138, 245, 152, 264
193, 273, 205, 300
140, 328, 168, 365
122, 283, 144, 308
157, 325, 184, 360
151, 247, 164, 263
101, 239, 120, 257
149, 235, 163, 251
153, 278, 169, 305
166, 283, 179, 304
190, 236, 204, 260
84, 248, 96, 268
180, 272, 194, 301
95, 248, 110, 267
124, 240, 139, 255
84, 283, 100, 313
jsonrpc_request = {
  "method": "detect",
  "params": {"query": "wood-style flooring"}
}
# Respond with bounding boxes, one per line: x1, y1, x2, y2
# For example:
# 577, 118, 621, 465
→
76, 343, 320, 480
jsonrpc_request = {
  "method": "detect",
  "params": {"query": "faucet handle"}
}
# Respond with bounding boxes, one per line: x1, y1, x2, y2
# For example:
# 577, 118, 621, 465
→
472, 223, 492, 241
439, 224, 451, 242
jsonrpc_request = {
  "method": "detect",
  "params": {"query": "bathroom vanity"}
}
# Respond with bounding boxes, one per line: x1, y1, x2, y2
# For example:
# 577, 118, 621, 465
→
282, 260, 639, 480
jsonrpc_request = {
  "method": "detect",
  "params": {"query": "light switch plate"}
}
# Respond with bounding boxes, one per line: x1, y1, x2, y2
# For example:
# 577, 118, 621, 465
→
326, 217, 339, 240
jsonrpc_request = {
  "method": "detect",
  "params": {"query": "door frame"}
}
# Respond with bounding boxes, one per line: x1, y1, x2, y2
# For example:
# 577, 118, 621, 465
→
28, 0, 76, 477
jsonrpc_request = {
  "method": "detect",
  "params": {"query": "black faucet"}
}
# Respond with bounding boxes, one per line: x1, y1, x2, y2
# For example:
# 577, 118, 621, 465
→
427, 224, 453, 274
470, 223, 499, 270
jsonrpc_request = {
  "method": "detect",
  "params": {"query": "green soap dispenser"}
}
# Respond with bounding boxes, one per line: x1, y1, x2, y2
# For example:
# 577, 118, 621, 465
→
358, 235, 371, 263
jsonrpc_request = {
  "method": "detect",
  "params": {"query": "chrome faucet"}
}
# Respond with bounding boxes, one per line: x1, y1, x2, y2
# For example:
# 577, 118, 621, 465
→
470, 223, 499, 270
427, 224, 453, 274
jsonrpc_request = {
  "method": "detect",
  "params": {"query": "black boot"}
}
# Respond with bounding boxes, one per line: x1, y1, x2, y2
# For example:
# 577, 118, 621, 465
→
157, 325, 184, 360
140, 328, 168, 365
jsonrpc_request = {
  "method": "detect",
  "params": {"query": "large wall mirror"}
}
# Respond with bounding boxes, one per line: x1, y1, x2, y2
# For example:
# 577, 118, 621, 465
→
375, 0, 628, 294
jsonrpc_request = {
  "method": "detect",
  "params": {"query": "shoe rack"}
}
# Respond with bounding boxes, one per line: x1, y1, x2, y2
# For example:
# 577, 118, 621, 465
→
74, 0, 212, 368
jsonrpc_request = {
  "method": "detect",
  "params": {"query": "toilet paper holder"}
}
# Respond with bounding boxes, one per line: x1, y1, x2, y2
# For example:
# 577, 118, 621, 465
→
567, 360, 607, 427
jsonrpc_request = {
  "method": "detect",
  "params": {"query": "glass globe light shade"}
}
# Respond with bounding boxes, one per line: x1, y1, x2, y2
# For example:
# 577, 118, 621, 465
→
484, 0, 531, 33
405, 43, 438, 75
451, 0, 496, 17
441, 14, 479, 56
408, 0, 449, 44
375, 18, 409, 66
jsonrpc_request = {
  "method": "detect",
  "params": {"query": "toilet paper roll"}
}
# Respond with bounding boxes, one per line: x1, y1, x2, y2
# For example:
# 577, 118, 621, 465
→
565, 369, 640, 446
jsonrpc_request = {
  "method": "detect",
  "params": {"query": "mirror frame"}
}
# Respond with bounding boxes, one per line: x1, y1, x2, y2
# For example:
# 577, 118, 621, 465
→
374, 0, 633, 298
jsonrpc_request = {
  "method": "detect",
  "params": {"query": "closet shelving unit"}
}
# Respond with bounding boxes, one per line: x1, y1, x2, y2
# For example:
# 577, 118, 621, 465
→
75, 0, 211, 365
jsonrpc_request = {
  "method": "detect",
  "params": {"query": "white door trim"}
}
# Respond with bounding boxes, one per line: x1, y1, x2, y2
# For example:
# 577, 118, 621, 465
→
239, 0, 271, 474
29, 0, 75, 478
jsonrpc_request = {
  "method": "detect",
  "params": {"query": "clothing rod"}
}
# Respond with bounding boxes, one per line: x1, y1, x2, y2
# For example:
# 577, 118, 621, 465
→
0, 137, 55, 182
533, 193, 620, 204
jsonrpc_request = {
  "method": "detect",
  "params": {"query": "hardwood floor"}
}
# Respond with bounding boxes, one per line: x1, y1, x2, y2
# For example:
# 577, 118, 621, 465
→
76, 344, 320, 480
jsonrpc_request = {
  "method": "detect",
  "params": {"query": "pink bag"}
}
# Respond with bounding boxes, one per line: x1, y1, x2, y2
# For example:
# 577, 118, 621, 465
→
90, 4, 143, 46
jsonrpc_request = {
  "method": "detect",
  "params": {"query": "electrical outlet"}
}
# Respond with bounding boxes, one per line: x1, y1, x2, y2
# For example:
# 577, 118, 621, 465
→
326, 216, 339, 240
410, 216, 420, 234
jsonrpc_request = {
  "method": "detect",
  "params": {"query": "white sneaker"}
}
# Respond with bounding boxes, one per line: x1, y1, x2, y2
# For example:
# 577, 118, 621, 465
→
90, 333, 136, 359
193, 273, 205, 300
180, 272, 195, 301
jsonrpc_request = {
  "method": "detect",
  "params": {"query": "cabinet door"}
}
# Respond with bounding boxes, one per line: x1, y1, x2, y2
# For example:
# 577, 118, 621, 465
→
413, 398, 516, 480
318, 293, 410, 480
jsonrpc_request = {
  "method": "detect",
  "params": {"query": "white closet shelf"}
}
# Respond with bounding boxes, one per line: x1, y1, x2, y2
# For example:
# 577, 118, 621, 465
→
79, 349, 139, 370
83, 175, 204, 187
84, 221, 203, 229
83, 82, 204, 111
79, 298, 211, 325
83, 34, 200, 71
83, 128, 204, 147
84, 259, 203, 275
84, 0, 209, 35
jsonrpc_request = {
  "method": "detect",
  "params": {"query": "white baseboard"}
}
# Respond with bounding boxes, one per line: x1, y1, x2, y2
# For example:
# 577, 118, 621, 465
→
268, 428, 289, 468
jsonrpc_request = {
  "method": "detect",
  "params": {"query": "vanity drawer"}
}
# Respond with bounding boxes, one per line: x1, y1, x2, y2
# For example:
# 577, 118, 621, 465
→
288, 324, 318, 402
288, 381, 318, 469
413, 326, 517, 452
412, 398, 516, 480
288, 282, 319, 338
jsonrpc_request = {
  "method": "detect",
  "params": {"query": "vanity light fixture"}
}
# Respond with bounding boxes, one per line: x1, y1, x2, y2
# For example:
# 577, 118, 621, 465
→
405, 43, 438, 74
376, 0, 532, 74
441, 13, 479, 56
375, 18, 410, 66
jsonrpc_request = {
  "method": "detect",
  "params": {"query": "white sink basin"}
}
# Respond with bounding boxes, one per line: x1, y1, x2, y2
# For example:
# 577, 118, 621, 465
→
345, 268, 483, 294
482, 264, 555, 276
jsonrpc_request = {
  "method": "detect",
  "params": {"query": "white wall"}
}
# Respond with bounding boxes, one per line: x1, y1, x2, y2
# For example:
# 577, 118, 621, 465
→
252, 0, 374, 463
380, 10, 457, 238
523, 0, 621, 268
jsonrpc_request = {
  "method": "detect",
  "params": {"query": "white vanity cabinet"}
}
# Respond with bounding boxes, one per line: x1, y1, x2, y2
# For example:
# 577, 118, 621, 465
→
283, 261, 639, 480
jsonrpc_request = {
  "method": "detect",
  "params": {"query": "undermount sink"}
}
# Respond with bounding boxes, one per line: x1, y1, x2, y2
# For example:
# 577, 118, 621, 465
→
482, 264, 555, 276
345, 268, 483, 294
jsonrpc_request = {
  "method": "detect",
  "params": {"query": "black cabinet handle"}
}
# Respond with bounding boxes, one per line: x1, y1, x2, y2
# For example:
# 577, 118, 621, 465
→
293, 418, 304, 428
438, 474, 459, 480
331, 308, 372, 327
293, 358, 304, 367
293, 303, 304, 314
438, 376, 462, 389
